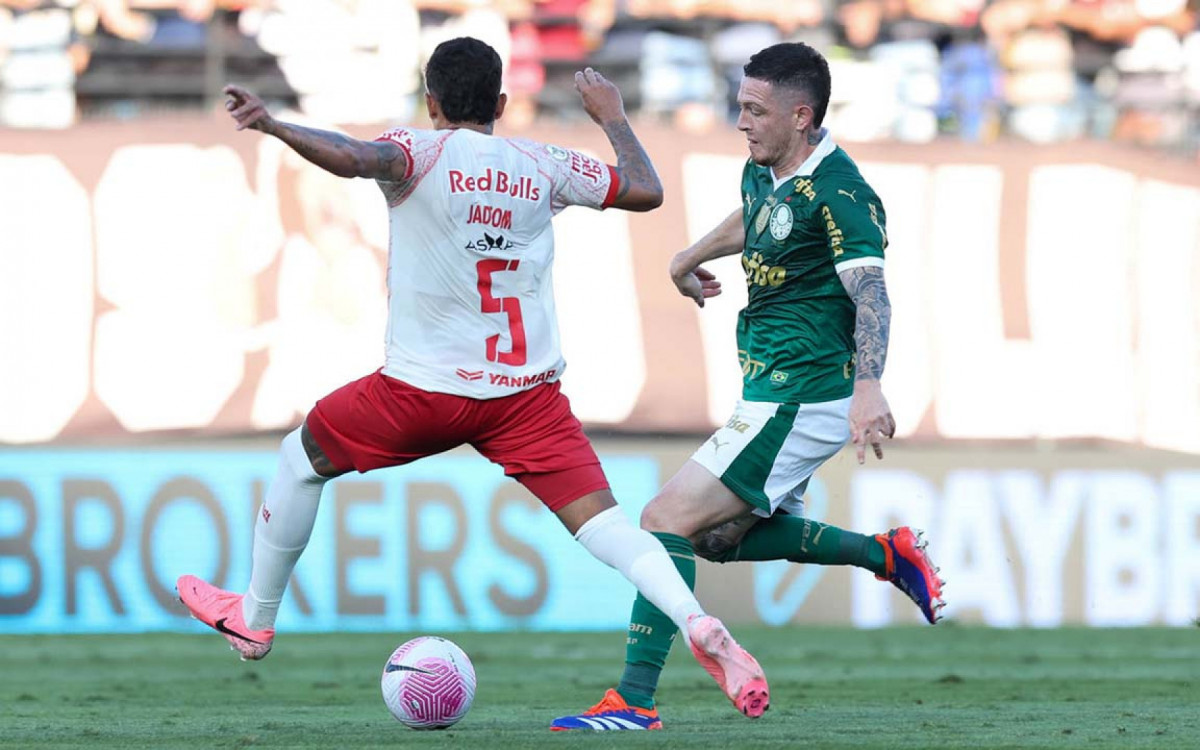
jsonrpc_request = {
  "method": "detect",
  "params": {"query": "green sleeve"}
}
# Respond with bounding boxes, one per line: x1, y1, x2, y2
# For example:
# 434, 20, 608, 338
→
816, 177, 887, 264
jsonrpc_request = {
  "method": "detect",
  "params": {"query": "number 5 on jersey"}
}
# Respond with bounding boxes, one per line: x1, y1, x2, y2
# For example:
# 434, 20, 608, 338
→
476, 259, 527, 366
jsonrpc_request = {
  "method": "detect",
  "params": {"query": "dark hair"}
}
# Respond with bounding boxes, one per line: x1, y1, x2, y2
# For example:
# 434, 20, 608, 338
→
425, 37, 503, 125
743, 43, 831, 128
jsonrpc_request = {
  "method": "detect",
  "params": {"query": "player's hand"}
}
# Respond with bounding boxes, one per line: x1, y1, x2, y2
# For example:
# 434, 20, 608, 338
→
223, 84, 273, 132
848, 379, 895, 464
672, 266, 722, 308
574, 67, 626, 125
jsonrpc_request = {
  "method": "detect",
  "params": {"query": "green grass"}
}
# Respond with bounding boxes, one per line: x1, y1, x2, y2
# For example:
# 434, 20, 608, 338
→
1, 626, 1197, 749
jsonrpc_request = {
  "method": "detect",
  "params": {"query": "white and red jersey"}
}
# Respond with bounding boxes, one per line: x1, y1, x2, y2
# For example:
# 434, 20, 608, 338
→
372, 126, 617, 398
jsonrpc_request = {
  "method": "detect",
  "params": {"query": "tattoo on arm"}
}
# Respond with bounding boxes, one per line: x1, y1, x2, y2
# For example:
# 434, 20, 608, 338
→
267, 121, 408, 181
839, 265, 891, 381
370, 142, 408, 181
600, 118, 662, 202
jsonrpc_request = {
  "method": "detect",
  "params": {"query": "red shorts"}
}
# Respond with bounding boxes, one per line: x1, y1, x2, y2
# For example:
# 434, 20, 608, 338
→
305, 371, 609, 512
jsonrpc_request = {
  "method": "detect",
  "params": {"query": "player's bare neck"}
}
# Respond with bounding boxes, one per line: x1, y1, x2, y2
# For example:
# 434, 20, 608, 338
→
769, 127, 821, 180
770, 144, 815, 181
443, 122, 495, 135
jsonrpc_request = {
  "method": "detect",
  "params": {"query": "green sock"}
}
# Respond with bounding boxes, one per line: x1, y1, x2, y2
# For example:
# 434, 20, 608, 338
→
616, 532, 695, 710
711, 515, 887, 577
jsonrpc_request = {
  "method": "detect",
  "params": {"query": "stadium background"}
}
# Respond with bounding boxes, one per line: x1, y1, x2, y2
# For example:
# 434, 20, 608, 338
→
1, 2, 1199, 743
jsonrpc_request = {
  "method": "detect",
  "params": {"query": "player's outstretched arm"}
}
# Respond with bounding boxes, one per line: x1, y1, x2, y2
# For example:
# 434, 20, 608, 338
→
222, 84, 409, 182
574, 68, 662, 212
838, 265, 896, 463
668, 209, 742, 307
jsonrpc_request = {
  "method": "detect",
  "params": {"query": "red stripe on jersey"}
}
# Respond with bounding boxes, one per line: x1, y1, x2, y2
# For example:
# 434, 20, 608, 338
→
373, 132, 414, 181
601, 165, 620, 208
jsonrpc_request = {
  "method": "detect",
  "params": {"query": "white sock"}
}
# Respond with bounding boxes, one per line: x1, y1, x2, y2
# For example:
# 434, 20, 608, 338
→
242, 428, 328, 630
573, 506, 704, 633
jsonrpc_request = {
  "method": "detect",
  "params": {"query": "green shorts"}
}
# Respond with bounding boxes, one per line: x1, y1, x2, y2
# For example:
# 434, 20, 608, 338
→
690, 396, 851, 516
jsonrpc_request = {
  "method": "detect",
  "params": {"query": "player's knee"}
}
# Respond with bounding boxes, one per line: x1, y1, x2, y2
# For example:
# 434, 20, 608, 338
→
298, 421, 344, 479
639, 492, 687, 535
638, 498, 669, 533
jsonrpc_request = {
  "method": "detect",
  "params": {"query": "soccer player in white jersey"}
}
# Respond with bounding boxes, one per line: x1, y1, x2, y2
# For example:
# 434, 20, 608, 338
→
176, 37, 769, 721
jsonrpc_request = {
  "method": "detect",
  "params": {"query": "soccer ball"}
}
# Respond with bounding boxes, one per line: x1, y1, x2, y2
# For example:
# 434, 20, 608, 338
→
381, 636, 477, 730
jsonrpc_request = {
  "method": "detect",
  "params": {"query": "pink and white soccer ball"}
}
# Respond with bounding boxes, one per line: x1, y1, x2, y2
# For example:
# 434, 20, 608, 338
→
381, 636, 477, 730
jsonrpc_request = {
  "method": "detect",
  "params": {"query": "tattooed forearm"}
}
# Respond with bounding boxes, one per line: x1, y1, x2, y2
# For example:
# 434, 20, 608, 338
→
600, 118, 663, 207
268, 121, 362, 177
839, 265, 891, 381
266, 121, 407, 181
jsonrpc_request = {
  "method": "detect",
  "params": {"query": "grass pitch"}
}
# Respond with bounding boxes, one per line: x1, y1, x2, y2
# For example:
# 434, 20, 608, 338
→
1, 625, 1196, 749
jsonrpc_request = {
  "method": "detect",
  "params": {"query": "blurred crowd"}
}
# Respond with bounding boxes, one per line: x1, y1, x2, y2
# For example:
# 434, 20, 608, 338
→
2, 0, 1198, 155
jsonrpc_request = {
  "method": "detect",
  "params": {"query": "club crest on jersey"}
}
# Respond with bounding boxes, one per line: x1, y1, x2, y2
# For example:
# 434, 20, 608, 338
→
754, 204, 771, 235
545, 144, 570, 161
768, 204, 794, 240
465, 233, 514, 253
754, 194, 778, 235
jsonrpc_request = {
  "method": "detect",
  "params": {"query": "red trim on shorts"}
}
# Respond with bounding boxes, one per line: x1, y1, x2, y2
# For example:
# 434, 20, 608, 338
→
601, 165, 620, 208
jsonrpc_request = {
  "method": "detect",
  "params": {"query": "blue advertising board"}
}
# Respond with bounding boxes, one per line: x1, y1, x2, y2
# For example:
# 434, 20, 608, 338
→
0, 449, 660, 633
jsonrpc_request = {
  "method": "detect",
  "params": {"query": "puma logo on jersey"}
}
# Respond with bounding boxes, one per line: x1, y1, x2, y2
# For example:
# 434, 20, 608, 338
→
838, 189, 857, 202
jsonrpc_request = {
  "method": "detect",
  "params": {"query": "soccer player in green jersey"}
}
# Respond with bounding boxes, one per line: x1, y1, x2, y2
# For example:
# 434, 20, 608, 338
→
551, 42, 946, 732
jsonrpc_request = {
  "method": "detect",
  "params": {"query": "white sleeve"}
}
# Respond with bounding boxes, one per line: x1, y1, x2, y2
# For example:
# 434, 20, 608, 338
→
373, 127, 445, 205
513, 139, 618, 213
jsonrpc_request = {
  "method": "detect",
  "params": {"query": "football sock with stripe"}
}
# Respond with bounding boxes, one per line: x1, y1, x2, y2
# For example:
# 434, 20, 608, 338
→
708, 515, 887, 576
616, 532, 695, 710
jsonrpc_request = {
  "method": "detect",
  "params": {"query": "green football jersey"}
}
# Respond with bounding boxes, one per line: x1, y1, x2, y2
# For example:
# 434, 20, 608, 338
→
737, 140, 887, 403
